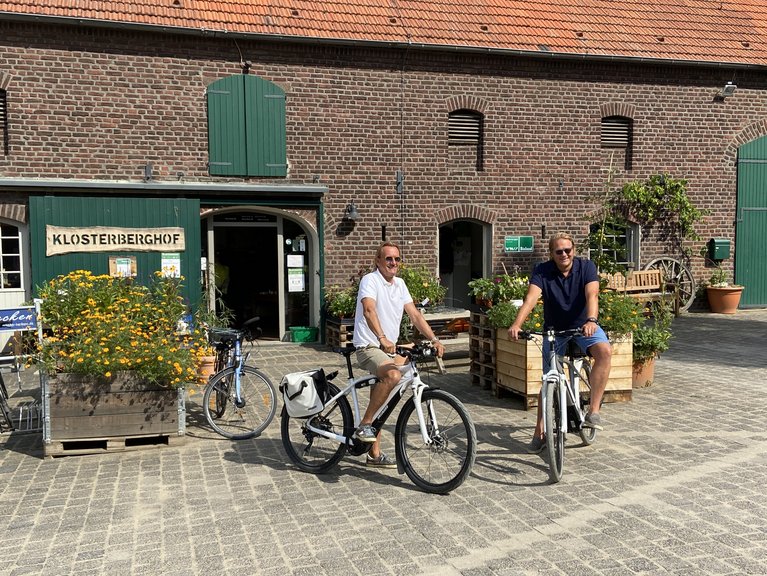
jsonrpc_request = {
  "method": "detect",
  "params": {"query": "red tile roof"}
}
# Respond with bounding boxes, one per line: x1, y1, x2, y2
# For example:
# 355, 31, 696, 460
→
2, 0, 767, 66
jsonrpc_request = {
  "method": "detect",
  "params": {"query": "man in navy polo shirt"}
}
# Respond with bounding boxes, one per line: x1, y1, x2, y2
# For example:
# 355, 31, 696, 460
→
508, 233, 612, 454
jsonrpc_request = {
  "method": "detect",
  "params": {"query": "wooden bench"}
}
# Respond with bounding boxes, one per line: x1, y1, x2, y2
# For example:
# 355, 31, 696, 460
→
601, 270, 679, 314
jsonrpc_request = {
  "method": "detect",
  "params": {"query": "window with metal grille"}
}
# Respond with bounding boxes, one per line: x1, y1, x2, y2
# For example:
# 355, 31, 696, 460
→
601, 115, 633, 169
0, 222, 23, 290
0, 89, 8, 156
448, 109, 484, 170
588, 220, 639, 271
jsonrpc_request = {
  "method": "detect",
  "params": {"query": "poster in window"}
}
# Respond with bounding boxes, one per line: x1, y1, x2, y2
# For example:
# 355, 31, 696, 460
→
288, 268, 305, 292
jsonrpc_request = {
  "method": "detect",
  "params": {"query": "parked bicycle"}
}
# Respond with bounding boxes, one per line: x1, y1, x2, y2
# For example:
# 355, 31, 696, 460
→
280, 341, 477, 494
202, 317, 277, 440
520, 328, 597, 483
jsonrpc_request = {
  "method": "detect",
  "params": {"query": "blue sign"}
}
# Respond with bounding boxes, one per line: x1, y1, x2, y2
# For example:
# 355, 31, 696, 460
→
0, 307, 37, 331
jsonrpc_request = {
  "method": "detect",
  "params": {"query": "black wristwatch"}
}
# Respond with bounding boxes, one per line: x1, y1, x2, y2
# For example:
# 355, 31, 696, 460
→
586, 317, 598, 324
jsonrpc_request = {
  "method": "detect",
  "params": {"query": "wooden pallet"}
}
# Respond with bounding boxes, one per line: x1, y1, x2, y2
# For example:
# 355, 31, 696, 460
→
326, 318, 354, 348
44, 432, 185, 459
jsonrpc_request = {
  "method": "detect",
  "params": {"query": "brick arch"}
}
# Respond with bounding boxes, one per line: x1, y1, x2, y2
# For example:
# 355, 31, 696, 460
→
599, 102, 636, 119
434, 204, 497, 226
0, 204, 27, 224
723, 119, 767, 165
444, 95, 488, 115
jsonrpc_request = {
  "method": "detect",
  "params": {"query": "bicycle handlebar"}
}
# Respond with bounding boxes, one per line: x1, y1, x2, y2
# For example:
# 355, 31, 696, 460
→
519, 327, 583, 341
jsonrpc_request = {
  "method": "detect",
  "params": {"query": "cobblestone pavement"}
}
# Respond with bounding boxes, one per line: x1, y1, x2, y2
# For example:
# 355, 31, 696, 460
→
1, 309, 766, 576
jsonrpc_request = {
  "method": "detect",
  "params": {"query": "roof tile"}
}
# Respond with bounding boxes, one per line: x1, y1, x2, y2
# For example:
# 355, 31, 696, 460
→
0, 0, 766, 65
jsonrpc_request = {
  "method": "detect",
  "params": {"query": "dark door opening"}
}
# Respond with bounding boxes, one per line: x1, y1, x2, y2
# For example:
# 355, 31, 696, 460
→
215, 226, 279, 337
439, 220, 486, 310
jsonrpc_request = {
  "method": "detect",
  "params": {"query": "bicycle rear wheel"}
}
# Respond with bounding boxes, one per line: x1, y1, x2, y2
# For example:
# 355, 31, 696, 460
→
577, 361, 598, 446
394, 389, 477, 494
203, 365, 277, 440
544, 379, 565, 483
281, 383, 352, 473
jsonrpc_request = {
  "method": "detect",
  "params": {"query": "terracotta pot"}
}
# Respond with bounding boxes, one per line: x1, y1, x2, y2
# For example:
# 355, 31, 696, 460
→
197, 355, 217, 383
632, 357, 656, 388
706, 286, 744, 314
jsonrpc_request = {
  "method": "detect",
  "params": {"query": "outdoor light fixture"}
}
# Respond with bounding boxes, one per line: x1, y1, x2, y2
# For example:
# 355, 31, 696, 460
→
717, 82, 737, 99
343, 202, 360, 221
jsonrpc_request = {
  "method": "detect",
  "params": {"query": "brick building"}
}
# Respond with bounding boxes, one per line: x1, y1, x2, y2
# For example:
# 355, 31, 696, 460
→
1, 1, 766, 339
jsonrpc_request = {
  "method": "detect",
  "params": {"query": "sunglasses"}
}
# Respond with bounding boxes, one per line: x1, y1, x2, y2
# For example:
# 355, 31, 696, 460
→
384, 256, 402, 263
554, 248, 573, 256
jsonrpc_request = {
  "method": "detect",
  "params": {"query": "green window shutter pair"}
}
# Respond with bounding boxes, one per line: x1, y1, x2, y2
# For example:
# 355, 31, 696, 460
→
207, 75, 287, 177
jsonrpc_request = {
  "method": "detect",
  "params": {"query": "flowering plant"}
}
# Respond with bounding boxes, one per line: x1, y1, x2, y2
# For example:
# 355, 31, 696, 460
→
468, 272, 528, 305
398, 263, 447, 307
632, 301, 674, 363
36, 270, 199, 387
597, 287, 644, 338
486, 300, 544, 331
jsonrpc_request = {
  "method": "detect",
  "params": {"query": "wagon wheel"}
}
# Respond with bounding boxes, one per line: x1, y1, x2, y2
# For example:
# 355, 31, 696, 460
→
644, 257, 695, 312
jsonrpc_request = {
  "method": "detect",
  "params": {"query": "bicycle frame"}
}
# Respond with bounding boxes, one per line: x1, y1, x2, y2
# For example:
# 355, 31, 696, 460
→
539, 330, 587, 438
305, 353, 436, 447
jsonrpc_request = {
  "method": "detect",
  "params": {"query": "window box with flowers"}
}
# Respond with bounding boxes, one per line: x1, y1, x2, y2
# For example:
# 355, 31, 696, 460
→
36, 271, 198, 456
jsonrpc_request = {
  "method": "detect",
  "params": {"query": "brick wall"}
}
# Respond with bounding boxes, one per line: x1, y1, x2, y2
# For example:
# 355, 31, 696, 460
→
1, 21, 763, 289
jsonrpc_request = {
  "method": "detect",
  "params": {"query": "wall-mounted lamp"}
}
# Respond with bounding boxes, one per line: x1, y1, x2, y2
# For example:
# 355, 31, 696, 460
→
716, 82, 737, 99
343, 202, 360, 222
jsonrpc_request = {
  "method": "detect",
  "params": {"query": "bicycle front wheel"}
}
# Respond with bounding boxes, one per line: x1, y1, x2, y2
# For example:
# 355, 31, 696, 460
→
545, 379, 565, 483
577, 361, 598, 446
280, 383, 352, 473
395, 389, 477, 494
203, 365, 277, 440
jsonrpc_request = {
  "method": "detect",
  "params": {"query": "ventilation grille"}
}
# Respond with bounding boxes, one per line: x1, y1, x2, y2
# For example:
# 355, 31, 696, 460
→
601, 116, 630, 148
449, 111, 482, 144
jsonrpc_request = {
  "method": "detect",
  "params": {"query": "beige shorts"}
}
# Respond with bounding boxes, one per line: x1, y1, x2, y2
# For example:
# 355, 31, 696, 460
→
355, 345, 396, 375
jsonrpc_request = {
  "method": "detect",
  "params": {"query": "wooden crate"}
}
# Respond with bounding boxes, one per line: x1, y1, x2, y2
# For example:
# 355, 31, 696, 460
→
495, 329, 633, 409
43, 372, 185, 457
326, 317, 354, 348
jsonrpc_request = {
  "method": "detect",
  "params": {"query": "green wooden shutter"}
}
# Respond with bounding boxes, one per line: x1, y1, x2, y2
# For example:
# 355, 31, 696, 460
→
244, 76, 287, 177
207, 75, 286, 177
207, 76, 247, 176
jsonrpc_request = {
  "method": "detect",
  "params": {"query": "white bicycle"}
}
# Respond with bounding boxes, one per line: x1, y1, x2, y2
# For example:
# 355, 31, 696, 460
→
521, 328, 597, 483
280, 342, 477, 494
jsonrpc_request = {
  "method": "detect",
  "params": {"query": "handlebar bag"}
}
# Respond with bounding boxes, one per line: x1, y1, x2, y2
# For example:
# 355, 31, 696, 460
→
279, 368, 327, 418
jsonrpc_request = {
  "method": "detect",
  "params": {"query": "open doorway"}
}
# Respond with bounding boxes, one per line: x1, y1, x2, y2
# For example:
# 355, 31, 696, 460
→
214, 223, 279, 336
439, 220, 489, 310
202, 210, 317, 340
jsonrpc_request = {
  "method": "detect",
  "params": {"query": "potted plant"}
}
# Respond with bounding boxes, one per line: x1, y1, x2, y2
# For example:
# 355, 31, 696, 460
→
35, 270, 197, 455
705, 265, 744, 314
631, 302, 673, 388
192, 299, 234, 383
467, 277, 497, 308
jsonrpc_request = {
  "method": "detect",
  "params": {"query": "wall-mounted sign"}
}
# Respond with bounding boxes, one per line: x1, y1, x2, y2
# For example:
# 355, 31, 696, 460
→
46, 225, 185, 256
161, 253, 182, 277
504, 235, 534, 253
109, 255, 137, 277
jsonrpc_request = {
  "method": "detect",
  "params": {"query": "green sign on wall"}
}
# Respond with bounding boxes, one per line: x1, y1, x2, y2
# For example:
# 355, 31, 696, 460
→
504, 235, 534, 253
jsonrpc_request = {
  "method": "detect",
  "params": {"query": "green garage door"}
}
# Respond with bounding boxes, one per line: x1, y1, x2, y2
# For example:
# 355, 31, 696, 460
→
736, 137, 767, 307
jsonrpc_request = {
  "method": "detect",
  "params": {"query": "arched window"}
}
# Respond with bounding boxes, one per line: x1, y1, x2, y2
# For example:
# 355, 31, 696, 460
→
448, 109, 484, 171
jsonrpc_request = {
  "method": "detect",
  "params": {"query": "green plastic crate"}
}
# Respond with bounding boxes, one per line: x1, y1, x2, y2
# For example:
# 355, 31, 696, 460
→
289, 326, 318, 342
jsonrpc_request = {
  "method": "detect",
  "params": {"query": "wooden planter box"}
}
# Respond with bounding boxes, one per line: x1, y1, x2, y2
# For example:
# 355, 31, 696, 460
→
495, 329, 633, 409
42, 371, 185, 458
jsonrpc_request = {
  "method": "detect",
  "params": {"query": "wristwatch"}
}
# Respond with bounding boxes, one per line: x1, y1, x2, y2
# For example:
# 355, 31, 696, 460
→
586, 317, 598, 324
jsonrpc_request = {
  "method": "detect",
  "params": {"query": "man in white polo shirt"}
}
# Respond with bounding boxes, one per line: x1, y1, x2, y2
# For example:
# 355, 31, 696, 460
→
352, 241, 445, 467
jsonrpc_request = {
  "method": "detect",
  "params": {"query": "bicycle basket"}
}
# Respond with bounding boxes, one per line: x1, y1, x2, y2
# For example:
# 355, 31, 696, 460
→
208, 328, 239, 346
